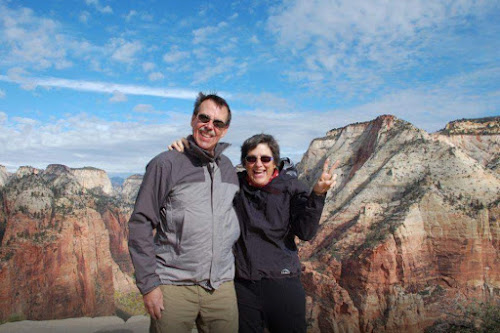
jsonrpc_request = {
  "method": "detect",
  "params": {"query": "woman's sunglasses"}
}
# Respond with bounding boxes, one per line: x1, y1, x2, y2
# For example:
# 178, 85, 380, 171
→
197, 113, 227, 129
245, 155, 274, 164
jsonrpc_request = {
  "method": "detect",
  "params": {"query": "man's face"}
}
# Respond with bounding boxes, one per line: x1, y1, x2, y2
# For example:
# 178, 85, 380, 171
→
191, 99, 229, 154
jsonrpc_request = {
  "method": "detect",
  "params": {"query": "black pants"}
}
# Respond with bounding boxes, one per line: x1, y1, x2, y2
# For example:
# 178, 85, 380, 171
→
235, 277, 306, 333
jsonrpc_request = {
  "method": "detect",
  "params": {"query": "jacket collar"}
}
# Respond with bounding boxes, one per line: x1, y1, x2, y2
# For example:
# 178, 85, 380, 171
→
186, 135, 230, 163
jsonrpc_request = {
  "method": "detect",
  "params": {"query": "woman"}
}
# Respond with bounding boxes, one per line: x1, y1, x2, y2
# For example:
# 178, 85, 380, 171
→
170, 133, 338, 332
233, 133, 337, 333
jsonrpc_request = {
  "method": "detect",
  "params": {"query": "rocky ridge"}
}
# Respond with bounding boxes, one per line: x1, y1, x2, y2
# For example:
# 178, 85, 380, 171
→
297, 115, 499, 332
433, 116, 500, 173
439, 116, 499, 135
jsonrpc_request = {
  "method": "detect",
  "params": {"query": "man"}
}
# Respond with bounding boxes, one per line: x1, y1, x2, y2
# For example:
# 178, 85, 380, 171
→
128, 92, 240, 333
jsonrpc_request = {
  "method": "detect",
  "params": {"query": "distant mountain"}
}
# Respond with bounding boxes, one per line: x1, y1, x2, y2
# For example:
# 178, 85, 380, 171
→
0, 115, 498, 332
110, 176, 125, 187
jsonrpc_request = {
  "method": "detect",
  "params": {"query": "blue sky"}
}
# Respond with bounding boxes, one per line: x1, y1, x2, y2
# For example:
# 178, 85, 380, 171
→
0, 0, 499, 176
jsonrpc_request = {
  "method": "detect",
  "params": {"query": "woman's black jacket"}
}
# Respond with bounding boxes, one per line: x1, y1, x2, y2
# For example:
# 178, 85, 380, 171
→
233, 168, 326, 280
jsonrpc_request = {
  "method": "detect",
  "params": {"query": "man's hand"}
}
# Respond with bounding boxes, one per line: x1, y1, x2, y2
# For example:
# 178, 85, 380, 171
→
313, 159, 339, 195
143, 287, 164, 320
167, 137, 189, 152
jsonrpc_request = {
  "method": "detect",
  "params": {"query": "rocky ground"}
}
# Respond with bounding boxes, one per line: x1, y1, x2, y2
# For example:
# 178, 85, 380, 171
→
0, 316, 203, 333
0, 316, 150, 333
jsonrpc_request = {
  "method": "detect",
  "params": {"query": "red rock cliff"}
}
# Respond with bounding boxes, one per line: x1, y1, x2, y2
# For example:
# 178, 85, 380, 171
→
298, 115, 500, 332
0, 166, 136, 321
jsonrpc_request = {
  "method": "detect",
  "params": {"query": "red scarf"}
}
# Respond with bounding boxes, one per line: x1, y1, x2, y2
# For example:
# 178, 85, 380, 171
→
246, 169, 279, 188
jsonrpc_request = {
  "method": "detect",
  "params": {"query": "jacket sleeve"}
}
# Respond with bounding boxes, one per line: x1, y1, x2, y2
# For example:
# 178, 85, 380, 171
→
128, 154, 171, 295
289, 178, 326, 241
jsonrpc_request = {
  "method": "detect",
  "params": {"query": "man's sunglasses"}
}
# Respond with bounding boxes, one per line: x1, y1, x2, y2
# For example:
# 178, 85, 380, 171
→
197, 113, 227, 129
245, 155, 274, 164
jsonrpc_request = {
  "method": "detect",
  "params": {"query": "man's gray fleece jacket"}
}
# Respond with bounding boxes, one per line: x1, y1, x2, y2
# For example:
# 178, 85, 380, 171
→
128, 138, 240, 295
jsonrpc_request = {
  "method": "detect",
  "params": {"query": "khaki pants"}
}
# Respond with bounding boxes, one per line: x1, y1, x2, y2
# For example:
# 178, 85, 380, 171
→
150, 281, 238, 333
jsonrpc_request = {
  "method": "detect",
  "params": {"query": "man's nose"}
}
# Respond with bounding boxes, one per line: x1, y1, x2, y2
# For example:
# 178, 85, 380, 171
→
204, 120, 215, 129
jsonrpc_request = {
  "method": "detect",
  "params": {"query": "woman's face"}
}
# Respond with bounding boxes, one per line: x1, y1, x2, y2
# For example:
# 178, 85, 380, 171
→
245, 143, 277, 187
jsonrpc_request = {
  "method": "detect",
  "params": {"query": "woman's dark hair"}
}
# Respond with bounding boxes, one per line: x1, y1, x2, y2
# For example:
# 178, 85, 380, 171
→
193, 92, 232, 126
240, 133, 280, 166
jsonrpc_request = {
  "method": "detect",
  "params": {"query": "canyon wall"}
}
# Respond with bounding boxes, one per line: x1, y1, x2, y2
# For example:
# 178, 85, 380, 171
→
298, 115, 499, 332
0, 165, 137, 321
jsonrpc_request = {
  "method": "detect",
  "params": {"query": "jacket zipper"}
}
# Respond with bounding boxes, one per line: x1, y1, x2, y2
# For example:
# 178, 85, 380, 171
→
207, 162, 215, 287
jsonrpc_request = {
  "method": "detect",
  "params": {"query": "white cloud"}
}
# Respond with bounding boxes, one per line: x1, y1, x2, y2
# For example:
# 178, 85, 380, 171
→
240, 65, 498, 159
192, 57, 245, 84
109, 90, 127, 103
0, 3, 98, 72
85, 0, 113, 14
139, 13, 153, 21
79, 11, 91, 23
142, 62, 156, 72
101, 6, 113, 14
0, 113, 190, 174
0, 74, 199, 99
125, 10, 137, 21
0, 5, 70, 70
133, 104, 157, 114
0, 78, 496, 174
7, 67, 30, 81
124, 10, 153, 22
192, 22, 228, 44
269, 0, 475, 51
12, 117, 39, 126
163, 46, 190, 63
0, 89, 5, 98
267, 0, 496, 94
0, 0, 496, 175
236, 92, 292, 111
6, 67, 37, 90
109, 38, 143, 63
148, 72, 164, 81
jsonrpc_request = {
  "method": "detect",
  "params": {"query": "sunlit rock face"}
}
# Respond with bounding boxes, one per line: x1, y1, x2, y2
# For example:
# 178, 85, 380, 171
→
0, 164, 135, 321
71, 167, 114, 195
0, 165, 9, 187
298, 115, 500, 333
119, 174, 143, 204
433, 117, 500, 173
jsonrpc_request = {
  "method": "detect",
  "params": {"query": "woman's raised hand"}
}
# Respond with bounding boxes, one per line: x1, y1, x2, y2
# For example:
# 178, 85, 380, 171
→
313, 159, 339, 195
